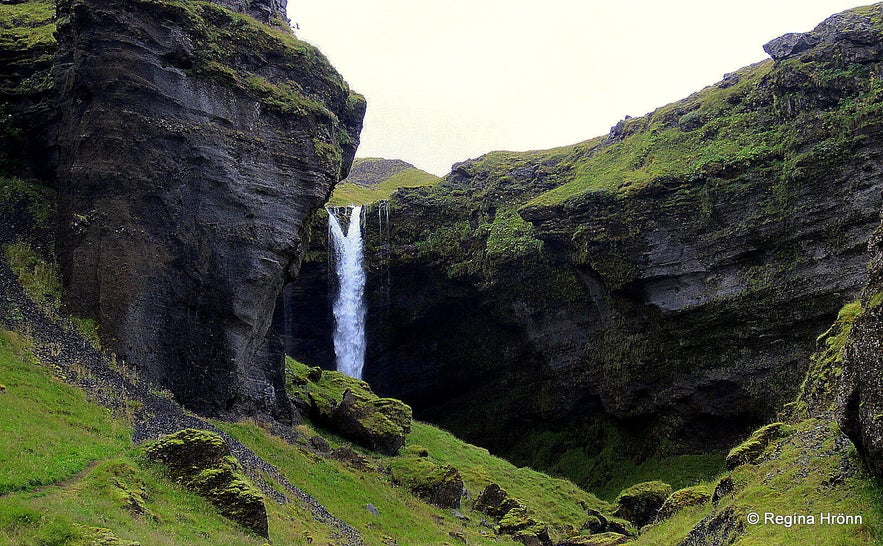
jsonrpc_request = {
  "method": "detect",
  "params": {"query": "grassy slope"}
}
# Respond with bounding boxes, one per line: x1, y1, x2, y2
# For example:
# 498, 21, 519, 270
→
635, 303, 883, 545
0, 317, 610, 545
263, 359, 616, 543
0, 330, 273, 545
329, 165, 443, 206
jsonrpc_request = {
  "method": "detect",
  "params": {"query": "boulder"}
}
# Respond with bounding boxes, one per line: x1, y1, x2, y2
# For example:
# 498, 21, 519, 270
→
763, 32, 819, 60
711, 476, 735, 504
388, 456, 464, 509
656, 485, 712, 521
473, 483, 523, 519
613, 480, 672, 527
726, 422, 791, 469
288, 361, 412, 455
145, 429, 268, 537
330, 390, 407, 455
498, 506, 553, 546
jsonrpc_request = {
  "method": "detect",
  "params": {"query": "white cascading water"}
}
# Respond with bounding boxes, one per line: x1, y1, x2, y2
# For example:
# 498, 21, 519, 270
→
328, 206, 367, 379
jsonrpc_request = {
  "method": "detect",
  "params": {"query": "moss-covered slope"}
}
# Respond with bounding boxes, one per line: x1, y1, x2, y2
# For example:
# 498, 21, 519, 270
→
633, 301, 883, 545
329, 158, 443, 206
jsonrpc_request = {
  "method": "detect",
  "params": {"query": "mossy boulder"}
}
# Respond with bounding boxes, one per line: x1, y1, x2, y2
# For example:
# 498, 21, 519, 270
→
656, 484, 712, 521
329, 390, 408, 455
613, 480, 672, 527
388, 455, 464, 508
604, 516, 636, 537
287, 359, 412, 455
473, 482, 524, 519
497, 506, 552, 546
726, 422, 791, 469
145, 429, 268, 537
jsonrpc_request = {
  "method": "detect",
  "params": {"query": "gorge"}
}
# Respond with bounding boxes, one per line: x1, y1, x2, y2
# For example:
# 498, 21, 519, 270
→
3, 0, 883, 544
281, 6, 883, 498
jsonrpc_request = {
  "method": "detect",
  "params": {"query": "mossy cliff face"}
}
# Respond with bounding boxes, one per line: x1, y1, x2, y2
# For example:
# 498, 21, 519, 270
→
840, 226, 883, 479
45, 0, 364, 419
296, 4, 883, 492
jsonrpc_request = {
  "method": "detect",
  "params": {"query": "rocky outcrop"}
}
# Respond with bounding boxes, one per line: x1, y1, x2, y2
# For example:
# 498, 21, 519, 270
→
50, 0, 364, 420
145, 429, 269, 537
613, 481, 671, 527
473, 483, 523, 519
388, 455, 464, 508
725, 422, 791, 469
287, 359, 412, 455
764, 10, 882, 61
656, 485, 712, 521
0, 0, 57, 180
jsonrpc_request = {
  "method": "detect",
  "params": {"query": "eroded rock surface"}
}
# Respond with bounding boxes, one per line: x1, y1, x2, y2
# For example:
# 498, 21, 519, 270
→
52, 0, 364, 419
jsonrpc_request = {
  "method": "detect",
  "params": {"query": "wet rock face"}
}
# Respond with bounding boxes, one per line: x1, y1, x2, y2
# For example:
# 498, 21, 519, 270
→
53, 0, 364, 420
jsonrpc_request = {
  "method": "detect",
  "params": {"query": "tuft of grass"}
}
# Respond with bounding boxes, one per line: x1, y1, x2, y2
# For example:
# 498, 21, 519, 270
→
4, 241, 60, 308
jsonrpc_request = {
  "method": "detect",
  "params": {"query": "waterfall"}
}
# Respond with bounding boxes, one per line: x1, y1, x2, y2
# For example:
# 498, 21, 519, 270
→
327, 206, 367, 379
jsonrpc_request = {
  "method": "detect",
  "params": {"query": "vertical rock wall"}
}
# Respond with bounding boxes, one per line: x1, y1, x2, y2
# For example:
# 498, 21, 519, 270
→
53, 0, 364, 419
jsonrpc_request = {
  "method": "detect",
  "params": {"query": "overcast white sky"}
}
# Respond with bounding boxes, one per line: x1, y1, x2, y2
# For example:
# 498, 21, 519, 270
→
290, 1, 866, 176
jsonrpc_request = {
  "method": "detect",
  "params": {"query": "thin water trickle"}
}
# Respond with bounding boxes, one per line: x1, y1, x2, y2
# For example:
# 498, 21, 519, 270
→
328, 206, 366, 379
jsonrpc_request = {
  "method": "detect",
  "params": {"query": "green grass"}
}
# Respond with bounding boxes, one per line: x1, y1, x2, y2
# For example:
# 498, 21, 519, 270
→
216, 420, 519, 546
329, 167, 443, 206
0, 329, 335, 545
636, 419, 883, 545
4, 242, 61, 308
0, 0, 55, 51
0, 330, 129, 496
0, 454, 280, 546
407, 421, 610, 525
591, 454, 727, 503
524, 61, 779, 207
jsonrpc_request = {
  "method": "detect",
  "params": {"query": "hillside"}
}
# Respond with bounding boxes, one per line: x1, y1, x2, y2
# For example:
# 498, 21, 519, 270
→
328, 158, 443, 206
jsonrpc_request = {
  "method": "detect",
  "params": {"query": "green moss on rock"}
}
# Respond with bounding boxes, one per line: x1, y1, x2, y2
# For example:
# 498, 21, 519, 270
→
498, 505, 552, 546
725, 422, 792, 469
145, 429, 268, 537
613, 480, 672, 527
472, 482, 524, 519
388, 455, 464, 508
795, 301, 863, 415
286, 358, 412, 455
656, 484, 712, 521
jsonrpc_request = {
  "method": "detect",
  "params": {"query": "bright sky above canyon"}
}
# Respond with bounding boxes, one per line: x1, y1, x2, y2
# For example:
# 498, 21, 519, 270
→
292, 1, 866, 176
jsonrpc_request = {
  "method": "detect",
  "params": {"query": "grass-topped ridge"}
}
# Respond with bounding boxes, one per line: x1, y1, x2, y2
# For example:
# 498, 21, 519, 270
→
329, 158, 443, 206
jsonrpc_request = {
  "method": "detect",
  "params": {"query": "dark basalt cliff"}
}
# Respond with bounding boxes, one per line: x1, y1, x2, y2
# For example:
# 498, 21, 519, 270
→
286, 5, 883, 491
4, 0, 365, 420
840, 225, 883, 480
